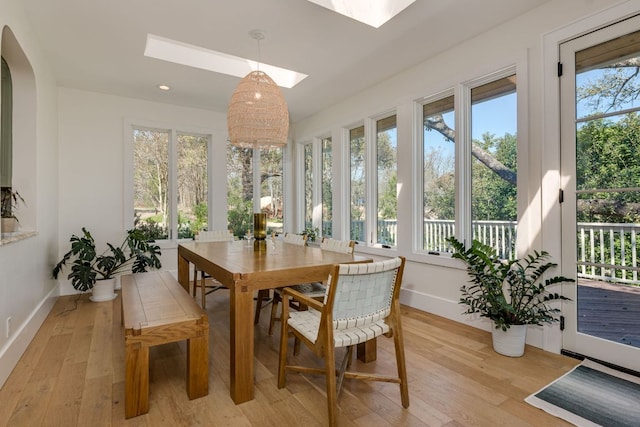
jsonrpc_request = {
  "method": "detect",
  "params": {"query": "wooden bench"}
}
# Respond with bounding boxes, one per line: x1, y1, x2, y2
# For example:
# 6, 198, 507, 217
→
121, 271, 209, 419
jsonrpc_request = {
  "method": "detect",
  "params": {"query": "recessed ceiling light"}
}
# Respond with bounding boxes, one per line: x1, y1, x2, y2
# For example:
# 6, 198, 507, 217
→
144, 34, 308, 89
157, 84, 171, 91
307, 0, 415, 28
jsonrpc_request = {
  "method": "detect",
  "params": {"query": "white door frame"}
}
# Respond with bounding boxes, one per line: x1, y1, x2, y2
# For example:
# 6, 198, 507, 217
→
543, 1, 640, 370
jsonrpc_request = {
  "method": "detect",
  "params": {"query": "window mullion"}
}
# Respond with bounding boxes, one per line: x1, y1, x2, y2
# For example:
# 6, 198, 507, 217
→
456, 83, 472, 246
312, 138, 322, 235
169, 129, 179, 240
365, 117, 377, 246
252, 148, 261, 213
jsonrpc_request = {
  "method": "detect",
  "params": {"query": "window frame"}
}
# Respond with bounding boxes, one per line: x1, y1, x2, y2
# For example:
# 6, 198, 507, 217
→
411, 64, 522, 261
414, 89, 456, 255
124, 118, 218, 247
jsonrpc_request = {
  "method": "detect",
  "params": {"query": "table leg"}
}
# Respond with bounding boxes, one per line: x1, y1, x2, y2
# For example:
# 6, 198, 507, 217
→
125, 343, 149, 418
229, 283, 255, 404
177, 250, 190, 292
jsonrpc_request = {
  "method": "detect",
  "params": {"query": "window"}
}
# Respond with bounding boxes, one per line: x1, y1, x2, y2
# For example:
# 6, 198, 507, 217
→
376, 114, 397, 246
227, 145, 253, 238
132, 127, 211, 240
349, 125, 365, 242
321, 137, 332, 237
470, 75, 517, 259
422, 95, 455, 252
1, 57, 13, 217
304, 143, 313, 230
226, 146, 285, 238
260, 148, 284, 235
177, 134, 209, 236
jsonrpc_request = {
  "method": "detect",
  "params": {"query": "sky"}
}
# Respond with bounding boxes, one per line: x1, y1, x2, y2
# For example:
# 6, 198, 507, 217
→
424, 92, 517, 158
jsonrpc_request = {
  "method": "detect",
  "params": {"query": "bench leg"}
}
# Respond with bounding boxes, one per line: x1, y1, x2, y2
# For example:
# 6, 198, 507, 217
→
186, 331, 209, 399
125, 343, 149, 419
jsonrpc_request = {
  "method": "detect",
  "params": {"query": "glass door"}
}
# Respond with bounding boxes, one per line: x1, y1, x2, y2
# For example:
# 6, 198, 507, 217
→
560, 15, 640, 371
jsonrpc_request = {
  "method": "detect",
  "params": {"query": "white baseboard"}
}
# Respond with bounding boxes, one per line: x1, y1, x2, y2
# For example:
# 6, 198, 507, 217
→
400, 288, 491, 330
399, 288, 551, 350
0, 286, 59, 388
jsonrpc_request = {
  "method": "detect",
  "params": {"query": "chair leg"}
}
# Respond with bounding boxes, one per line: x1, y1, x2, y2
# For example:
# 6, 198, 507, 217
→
277, 297, 290, 389
200, 272, 206, 309
392, 316, 410, 408
324, 335, 338, 427
254, 289, 269, 324
268, 291, 281, 335
192, 267, 198, 298
293, 336, 301, 356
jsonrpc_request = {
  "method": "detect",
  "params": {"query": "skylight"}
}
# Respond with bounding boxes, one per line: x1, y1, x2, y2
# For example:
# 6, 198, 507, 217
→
143, 34, 308, 89
307, 0, 416, 28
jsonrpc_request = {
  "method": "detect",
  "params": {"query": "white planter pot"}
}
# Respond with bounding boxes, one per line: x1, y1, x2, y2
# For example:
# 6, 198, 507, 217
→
1, 217, 19, 233
91, 278, 117, 302
491, 324, 527, 357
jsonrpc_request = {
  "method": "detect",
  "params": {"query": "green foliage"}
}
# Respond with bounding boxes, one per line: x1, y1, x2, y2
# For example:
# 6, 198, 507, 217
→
133, 214, 168, 240
576, 114, 640, 223
52, 227, 162, 292
447, 236, 574, 331
1, 188, 25, 220
471, 132, 517, 221
193, 202, 207, 223
378, 174, 397, 219
227, 200, 253, 239
300, 226, 319, 242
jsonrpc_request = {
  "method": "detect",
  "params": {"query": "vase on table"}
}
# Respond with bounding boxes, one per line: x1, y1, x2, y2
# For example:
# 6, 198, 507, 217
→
253, 213, 267, 251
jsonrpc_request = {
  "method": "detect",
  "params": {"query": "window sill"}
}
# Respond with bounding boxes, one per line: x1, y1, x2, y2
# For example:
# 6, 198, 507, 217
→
0, 230, 37, 246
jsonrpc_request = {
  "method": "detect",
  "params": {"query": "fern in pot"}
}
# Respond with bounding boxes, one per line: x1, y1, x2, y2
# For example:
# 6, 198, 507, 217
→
53, 227, 162, 302
447, 236, 574, 357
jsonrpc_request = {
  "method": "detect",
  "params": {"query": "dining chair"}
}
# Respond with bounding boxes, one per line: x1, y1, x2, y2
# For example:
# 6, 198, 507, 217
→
193, 230, 234, 308
277, 256, 408, 427
282, 232, 308, 245
267, 238, 355, 335
254, 232, 308, 325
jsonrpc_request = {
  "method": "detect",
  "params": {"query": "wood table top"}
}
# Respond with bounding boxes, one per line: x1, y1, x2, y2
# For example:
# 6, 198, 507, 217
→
178, 239, 371, 290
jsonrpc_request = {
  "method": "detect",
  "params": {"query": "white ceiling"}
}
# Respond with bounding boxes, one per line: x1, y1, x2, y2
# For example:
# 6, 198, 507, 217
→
21, 0, 551, 122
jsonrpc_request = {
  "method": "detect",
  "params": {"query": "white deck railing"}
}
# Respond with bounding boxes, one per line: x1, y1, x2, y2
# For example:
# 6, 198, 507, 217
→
348, 219, 640, 285
577, 222, 640, 284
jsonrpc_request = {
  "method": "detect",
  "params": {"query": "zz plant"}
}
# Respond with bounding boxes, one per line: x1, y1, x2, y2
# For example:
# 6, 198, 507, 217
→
447, 236, 574, 331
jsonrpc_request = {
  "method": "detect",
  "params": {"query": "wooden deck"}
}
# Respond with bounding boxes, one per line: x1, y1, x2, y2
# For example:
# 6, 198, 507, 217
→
578, 280, 640, 347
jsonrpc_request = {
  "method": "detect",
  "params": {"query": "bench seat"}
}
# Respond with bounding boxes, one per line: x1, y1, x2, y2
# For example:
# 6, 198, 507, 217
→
121, 271, 209, 418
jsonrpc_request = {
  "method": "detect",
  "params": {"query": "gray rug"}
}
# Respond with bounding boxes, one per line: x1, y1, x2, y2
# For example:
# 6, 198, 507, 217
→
525, 359, 640, 427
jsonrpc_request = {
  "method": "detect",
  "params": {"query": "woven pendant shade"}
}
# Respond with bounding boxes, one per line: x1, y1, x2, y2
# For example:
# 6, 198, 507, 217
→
227, 70, 289, 149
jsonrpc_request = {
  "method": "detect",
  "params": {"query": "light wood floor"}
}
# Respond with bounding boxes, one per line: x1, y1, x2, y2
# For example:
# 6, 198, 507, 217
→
0, 290, 580, 426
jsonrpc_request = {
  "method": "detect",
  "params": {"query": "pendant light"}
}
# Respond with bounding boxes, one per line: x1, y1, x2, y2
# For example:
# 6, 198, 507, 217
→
227, 30, 289, 149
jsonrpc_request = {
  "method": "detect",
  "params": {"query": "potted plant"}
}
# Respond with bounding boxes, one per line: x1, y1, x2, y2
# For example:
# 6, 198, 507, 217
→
52, 227, 162, 301
447, 236, 574, 357
1, 188, 25, 233
299, 226, 319, 243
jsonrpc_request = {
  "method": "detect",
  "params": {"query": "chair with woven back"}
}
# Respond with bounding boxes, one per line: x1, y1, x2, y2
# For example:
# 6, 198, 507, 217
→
192, 230, 234, 308
267, 237, 355, 335
277, 256, 409, 427
253, 232, 308, 325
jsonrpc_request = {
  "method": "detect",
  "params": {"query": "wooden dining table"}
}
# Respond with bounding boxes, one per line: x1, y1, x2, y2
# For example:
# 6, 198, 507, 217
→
177, 239, 372, 404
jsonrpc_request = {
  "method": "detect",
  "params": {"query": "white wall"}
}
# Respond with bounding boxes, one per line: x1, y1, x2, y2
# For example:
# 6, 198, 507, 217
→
0, 0, 60, 387
57, 88, 228, 290
291, 0, 627, 351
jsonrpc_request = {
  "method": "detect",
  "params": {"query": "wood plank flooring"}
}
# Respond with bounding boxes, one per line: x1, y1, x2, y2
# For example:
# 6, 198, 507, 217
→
0, 290, 580, 426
